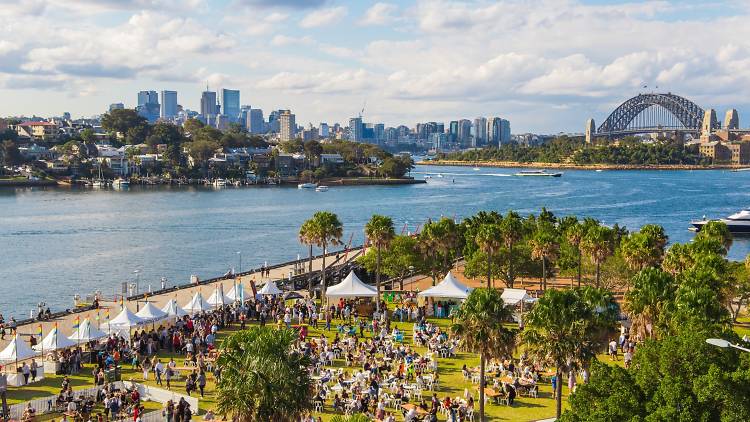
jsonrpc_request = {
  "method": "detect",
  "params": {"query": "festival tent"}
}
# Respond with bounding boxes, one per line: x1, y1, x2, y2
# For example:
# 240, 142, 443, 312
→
325, 271, 377, 298
418, 272, 472, 300
226, 283, 247, 302
107, 307, 147, 338
161, 299, 188, 318
135, 301, 168, 322
183, 291, 211, 314
258, 281, 283, 296
33, 326, 76, 352
69, 318, 107, 342
0, 334, 39, 363
501, 288, 534, 306
207, 284, 230, 307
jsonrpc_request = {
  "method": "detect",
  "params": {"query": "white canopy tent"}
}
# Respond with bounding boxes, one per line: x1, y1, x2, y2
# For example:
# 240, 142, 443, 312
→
69, 318, 107, 342
325, 271, 377, 298
258, 281, 283, 296
162, 299, 188, 318
107, 307, 147, 339
0, 334, 39, 363
226, 282, 247, 302
207, 285, 230, 308
501, 288, 534, 306
135, 301, 168, 322
418, 272, 472, 300
183, 291, 211, 314
34, 327, 77, 352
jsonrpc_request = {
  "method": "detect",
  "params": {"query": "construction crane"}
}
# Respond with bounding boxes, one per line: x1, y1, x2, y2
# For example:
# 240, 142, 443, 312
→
358, 100, 366, 119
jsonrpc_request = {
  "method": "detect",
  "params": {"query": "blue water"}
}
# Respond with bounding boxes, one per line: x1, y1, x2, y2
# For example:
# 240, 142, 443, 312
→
1, 164, 750, 318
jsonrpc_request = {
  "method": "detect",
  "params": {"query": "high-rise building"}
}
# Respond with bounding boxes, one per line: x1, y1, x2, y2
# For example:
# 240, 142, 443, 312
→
349, 117, 363, 142
240, 105, 252, 126
160, 90, 178, 120
458, 119, 472, 145
200, 90, 217, 121
319, 123, 329, 138
221, 89, 240, 122
279, 110, 296, 141
487, 117, 511, 146
473, 117, 487, 146
500, 119, 511, 145
109, 103, 125, 112
248, 109, 264, 134
136, 90, 160, 122
374, 123, 385, 142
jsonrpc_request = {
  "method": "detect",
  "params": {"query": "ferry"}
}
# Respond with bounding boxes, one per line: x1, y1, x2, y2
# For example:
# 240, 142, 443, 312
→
315, 185, 329, 192
112, 178, 130, 188
514, 170, 563, 177
691, 208, 750, 234
298, 182, 317, 189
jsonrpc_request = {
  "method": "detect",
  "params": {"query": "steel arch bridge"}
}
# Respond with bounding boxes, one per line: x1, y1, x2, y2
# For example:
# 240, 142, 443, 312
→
597, 93, 714, 137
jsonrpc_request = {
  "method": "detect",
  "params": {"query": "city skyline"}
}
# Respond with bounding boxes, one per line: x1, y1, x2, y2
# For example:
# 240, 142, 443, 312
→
2, 1, 750, 132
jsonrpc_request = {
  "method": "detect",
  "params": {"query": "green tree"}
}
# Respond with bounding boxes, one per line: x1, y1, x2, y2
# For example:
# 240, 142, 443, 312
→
299, 219, 319, 296
522, 287, 618, 419
529, 222, 559, 291
582, 225, 614, 287
365, 214, 395, 312
309, 211, 343, 306
565, 222, 586, 287
499, 211, 523, 287
183, 118, 204, 136
697, 220, 733, 252
0, 140, 22, 166
358, 235, 423, 290
451, 288, 516, 422
623, 267, 676, 339
101, 108, 147, 135
475, 224, 503, 289
215, 327, 312, 421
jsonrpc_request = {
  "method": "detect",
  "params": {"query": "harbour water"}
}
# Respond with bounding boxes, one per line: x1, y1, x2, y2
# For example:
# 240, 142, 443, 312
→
2, 164, 750, 318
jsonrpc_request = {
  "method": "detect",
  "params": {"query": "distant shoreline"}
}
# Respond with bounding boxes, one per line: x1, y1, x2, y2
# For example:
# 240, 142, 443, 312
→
418, 160, 749, 171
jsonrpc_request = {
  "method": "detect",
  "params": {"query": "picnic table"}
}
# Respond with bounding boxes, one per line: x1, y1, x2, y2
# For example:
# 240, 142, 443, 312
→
479, 387, 508, 405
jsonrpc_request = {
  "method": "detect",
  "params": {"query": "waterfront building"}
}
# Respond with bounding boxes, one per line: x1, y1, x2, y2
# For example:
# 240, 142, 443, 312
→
136, 90, 160, 122
14, 121, 58, 141
160, 90, 178, 120
349, 117, 363, 142
109, 103, 124, 112
279, 110, 296, 141
200, 90, 217, 121
221, 89, 240, 122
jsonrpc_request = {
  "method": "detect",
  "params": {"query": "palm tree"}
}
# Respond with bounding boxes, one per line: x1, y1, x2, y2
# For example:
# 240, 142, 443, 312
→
522, 287, 617, 419
309, 211, 343, 307
581, 225, 614, 287
623, 267, 676, 339
620, 232, 655, 272
451, 288, 516, 422
697, 220, 733, 252
529, 223, 559, 291
216, 327, 312, 421
364, 214, 395, 313
566, 223, 585, 287
499, 211, 523, 287
298, 219, 319, 296
476, 224, 503, 289
436, 217, 462, 271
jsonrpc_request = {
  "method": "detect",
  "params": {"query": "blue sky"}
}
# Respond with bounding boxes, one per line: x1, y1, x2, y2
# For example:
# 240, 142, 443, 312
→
1, 0, 750, 133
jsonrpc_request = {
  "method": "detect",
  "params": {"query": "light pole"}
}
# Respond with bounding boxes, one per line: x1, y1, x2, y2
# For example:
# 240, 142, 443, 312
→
706, 338, 750, 353
133, 270, 140, 294
237, 251, 242, 274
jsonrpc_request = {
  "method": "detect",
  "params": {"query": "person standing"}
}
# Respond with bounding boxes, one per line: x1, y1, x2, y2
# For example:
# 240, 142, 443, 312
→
155, 360, 164, 386
197, 371, 206, 398
21, 362, 31, 385
30, 359, 38, 382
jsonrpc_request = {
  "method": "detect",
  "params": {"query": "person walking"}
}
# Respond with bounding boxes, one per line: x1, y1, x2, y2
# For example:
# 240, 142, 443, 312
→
197, 371, 206, 398
21, 362, 30, 385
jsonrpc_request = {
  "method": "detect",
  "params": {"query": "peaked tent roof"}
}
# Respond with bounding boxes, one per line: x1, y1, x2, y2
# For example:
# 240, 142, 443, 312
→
225, 283, 247, 301
207, 285, 230, 307
69, 318, 107, 342
325, 271, 377, 298
183, 291, 211, 314
501, 288, 532, 306
0, 334, 39, 362
161, 299, 188, 317
108, 307, 147, 330
258, 281, 283, 296
135, 301, 168, 322
34, 327, 77, 352
418, 271, 472, 299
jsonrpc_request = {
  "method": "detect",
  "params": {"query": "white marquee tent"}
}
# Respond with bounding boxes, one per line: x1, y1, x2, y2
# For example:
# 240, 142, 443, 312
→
0, 334, 39, 363
226, 283, 247, 302
207, 285, 230, 307
162, 299, 188, 318
183, 291, 211, 314
418, 272, 472, 300
325, 271, 377, 298
135, 301, 168, 322
501, 288, 534, 306
34, 326, 77, 352
258, 281, 283, 296
69, 318, 107, 342
107, 307, 147, 338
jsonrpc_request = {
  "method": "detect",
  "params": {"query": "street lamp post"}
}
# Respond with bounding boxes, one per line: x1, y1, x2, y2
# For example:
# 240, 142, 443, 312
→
237, 251, 242, 274
706, 338, 750, 353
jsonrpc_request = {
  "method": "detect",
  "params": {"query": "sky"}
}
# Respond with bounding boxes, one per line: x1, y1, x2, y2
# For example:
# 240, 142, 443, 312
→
1, 0, 750, 133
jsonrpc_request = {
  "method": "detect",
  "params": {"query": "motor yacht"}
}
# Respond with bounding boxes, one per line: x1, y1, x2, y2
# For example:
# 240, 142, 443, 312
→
315, 185, 329, 192
691, 208, 750, 234
112, 178, 130, 188
514, 170, 563, 177
298, 182, 317, 189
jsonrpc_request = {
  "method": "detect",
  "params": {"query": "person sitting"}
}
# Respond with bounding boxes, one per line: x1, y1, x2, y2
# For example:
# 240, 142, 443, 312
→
203, 410, 215, 421
332, 394, 343, 412
504, 383, 516, 406
22, 403, 36, 422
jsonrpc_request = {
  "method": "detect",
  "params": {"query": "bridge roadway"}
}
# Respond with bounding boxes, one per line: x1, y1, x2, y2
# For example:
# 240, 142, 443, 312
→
0, 246, 363, 353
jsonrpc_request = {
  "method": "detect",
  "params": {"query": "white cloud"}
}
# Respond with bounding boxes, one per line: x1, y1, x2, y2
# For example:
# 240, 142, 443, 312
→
271, 34, 315, 46
299, 6, 346, 28
258, 69, 373, 94
361, 2, 398, 26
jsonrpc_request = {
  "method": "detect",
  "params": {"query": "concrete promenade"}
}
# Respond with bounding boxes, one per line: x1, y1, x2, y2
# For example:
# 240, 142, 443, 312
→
1, 246, 363, 352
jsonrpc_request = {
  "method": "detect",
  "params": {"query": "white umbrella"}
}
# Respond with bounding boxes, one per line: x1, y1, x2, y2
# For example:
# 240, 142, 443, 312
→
34, 327, 76, 352
258, 281, 283, 296
0, 334, 39, 363
135, 301, 168, 322
183, 291, 211, 314
161, 299, 188, 318
69, 318, 107, 342
207, 284, 230, 308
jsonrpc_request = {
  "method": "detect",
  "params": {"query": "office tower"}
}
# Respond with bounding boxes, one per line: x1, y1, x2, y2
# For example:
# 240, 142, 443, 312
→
160, 90, 178, 120
349, 117, 363, 142
200, 90, 217, 121
487, 117, 501, 146
109, 103, 125, 112
221, 89, 240, 122
473, 117, 487, 146
240, 105, 251, 126
458, 119, 472, 144
248, 109, 264, 134
449, 121, 459, 142
374, 123, 384, 142
319, 123, 329, 138
279, 110, 295, 141
500, 119, 511, 144
268, 110, 281, 133
136, 90, 159, 122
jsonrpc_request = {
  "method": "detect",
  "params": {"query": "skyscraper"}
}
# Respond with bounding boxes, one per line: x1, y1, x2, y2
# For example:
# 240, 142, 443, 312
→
160, 90, 178, 120
221, 89, 240, 122
109, 103, 124, 112
449, 121, 459, 143
349, 117, 363, 142
279, 110, 296, 141
458, 119, 472, 145
136, 90, 159, 122
319, 123, 329, 138
473, 117, 487, 146
248, 109, 264, 134
200, 90, 217, 121
500, 119, 511, 144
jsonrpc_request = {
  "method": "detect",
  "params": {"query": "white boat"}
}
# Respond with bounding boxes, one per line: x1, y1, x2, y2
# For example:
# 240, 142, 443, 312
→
691, 208, 750, 234
315, 185, 329, 192
112, 178, 130, 188
91, 180, 106, 188
595, 169, 604, 172
213, 179, 227, 187
514, 170, 562, 177
731, 168, 750, 172
436, 174, 444, 178
473, 167, 480, 171
298, 182, 317, 189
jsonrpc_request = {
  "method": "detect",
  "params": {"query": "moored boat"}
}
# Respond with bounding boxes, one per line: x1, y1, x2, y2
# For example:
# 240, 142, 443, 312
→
514, 170, 563, 177
691, 208, 750, 234
298, 182, 317, 189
